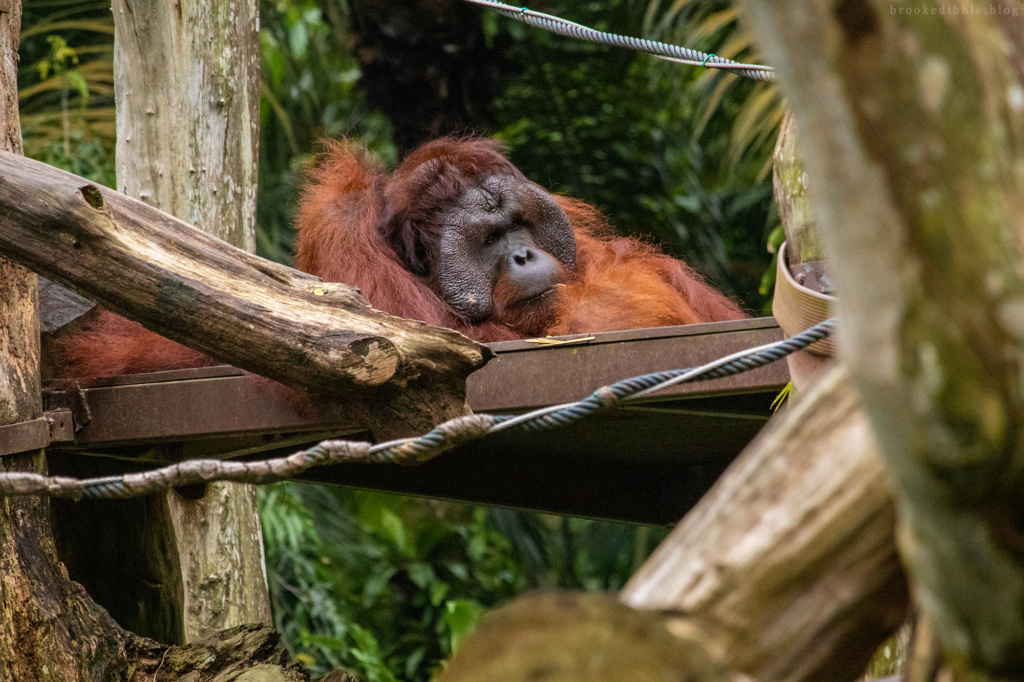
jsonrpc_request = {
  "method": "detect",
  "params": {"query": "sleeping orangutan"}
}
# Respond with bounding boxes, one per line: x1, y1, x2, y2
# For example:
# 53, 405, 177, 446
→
55, 137, 744, 378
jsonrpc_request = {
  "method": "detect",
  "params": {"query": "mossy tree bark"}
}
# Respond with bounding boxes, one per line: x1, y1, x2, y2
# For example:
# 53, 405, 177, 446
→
773, 112, 825, 265
744, 0, 1024, 676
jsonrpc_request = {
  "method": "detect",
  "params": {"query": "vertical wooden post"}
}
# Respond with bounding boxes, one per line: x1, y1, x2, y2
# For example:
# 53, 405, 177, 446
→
112, 0, 268, 643
58, 0, 270, 644
0, 0, 36, 424
773, 112, 824, 264
0, 1, 52, 669
0, 4, 154, 678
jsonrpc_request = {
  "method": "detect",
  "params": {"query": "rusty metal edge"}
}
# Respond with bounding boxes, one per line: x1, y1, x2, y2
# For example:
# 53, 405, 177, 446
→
0, 410, 75, 456
485, 316, 779, 352
44, 319, 789, 452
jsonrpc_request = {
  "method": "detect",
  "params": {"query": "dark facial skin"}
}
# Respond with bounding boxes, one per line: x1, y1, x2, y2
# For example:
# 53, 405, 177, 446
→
436, 174, 576, 323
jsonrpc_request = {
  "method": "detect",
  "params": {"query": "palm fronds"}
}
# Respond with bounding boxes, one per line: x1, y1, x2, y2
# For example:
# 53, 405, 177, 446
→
644, 0, 782, 178
18, 4, 115, 178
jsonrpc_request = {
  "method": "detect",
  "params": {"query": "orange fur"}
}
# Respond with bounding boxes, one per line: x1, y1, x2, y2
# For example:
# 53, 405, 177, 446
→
548, 196, 743, 335
55, 311, 216, 378
54, 137, 744, 379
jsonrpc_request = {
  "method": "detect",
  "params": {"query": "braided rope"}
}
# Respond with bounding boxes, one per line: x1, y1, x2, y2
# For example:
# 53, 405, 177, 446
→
0, 319, 833, 499
462, 0, 776, 82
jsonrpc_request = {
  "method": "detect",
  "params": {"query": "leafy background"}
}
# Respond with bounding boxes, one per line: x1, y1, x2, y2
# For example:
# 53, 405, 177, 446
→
18, 0, 778, 679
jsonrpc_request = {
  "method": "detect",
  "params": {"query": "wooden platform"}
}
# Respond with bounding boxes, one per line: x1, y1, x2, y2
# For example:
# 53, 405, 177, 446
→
43, 318, 788, 524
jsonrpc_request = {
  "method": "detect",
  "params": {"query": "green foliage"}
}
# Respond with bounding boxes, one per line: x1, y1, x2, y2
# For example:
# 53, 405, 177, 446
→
18, 0, 115, 175
30, 130, 115, 187
644, 0, 783, 176
259, 484, 519, 680
257, 0, 395, 263
260, 483, 664, 681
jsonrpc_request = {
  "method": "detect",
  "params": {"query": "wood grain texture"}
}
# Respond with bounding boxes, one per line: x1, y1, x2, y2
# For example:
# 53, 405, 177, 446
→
110, 0, 268, 643
621, 367, 908, 682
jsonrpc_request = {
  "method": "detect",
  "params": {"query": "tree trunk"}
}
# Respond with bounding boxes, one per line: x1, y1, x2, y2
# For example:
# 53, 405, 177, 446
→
621, 366, 907, 682
743, 0, 1024, 675
773, 112, 825, 265
0, 5, 159, 679
97, 0, 267, 643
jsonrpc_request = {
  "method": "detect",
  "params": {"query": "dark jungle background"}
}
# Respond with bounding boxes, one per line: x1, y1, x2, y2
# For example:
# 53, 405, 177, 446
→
17, 1, 780, 678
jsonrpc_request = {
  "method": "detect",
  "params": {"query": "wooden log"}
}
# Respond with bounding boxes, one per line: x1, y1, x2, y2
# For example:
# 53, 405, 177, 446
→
437, 592, 733, 682
0, 150, 489, 428
621, 365, 908, 682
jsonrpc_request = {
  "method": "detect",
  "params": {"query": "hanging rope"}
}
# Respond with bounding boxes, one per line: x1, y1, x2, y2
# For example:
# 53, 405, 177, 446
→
0, 319, 833, 500
461, 0, 776, 82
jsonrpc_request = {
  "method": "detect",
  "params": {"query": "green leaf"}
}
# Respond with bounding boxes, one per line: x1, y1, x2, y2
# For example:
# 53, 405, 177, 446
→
407, 562, 435, 589
66, 71, 90, 103
361, 566, 396, 608
288, 19, 308, 59
429, 580, 450, 606
446, 562, 469, 582
405, 647, 426, 680
380, 508, 410, 556
444, 599, 486, 653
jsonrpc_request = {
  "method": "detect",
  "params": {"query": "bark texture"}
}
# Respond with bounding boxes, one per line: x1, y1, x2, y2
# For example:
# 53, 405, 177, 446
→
0, 6, 158, 680
113, 0, 260, 252
743, 0, 1024, 674
0, 0, 36, 425
621, 366, 908, 682
438, 593, 732, 682
773, 112, 824, 264
110, 0, 267, 644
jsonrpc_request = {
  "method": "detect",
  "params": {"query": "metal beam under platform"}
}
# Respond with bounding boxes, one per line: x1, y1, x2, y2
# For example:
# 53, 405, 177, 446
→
44, 317, 788, 524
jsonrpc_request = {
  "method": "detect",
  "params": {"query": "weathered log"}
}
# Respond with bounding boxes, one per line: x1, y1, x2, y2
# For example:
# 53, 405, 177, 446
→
621, 365, 908, 682
743, 0, 1024, 675
438, 592, 733, 682
0, 151, 489, 432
